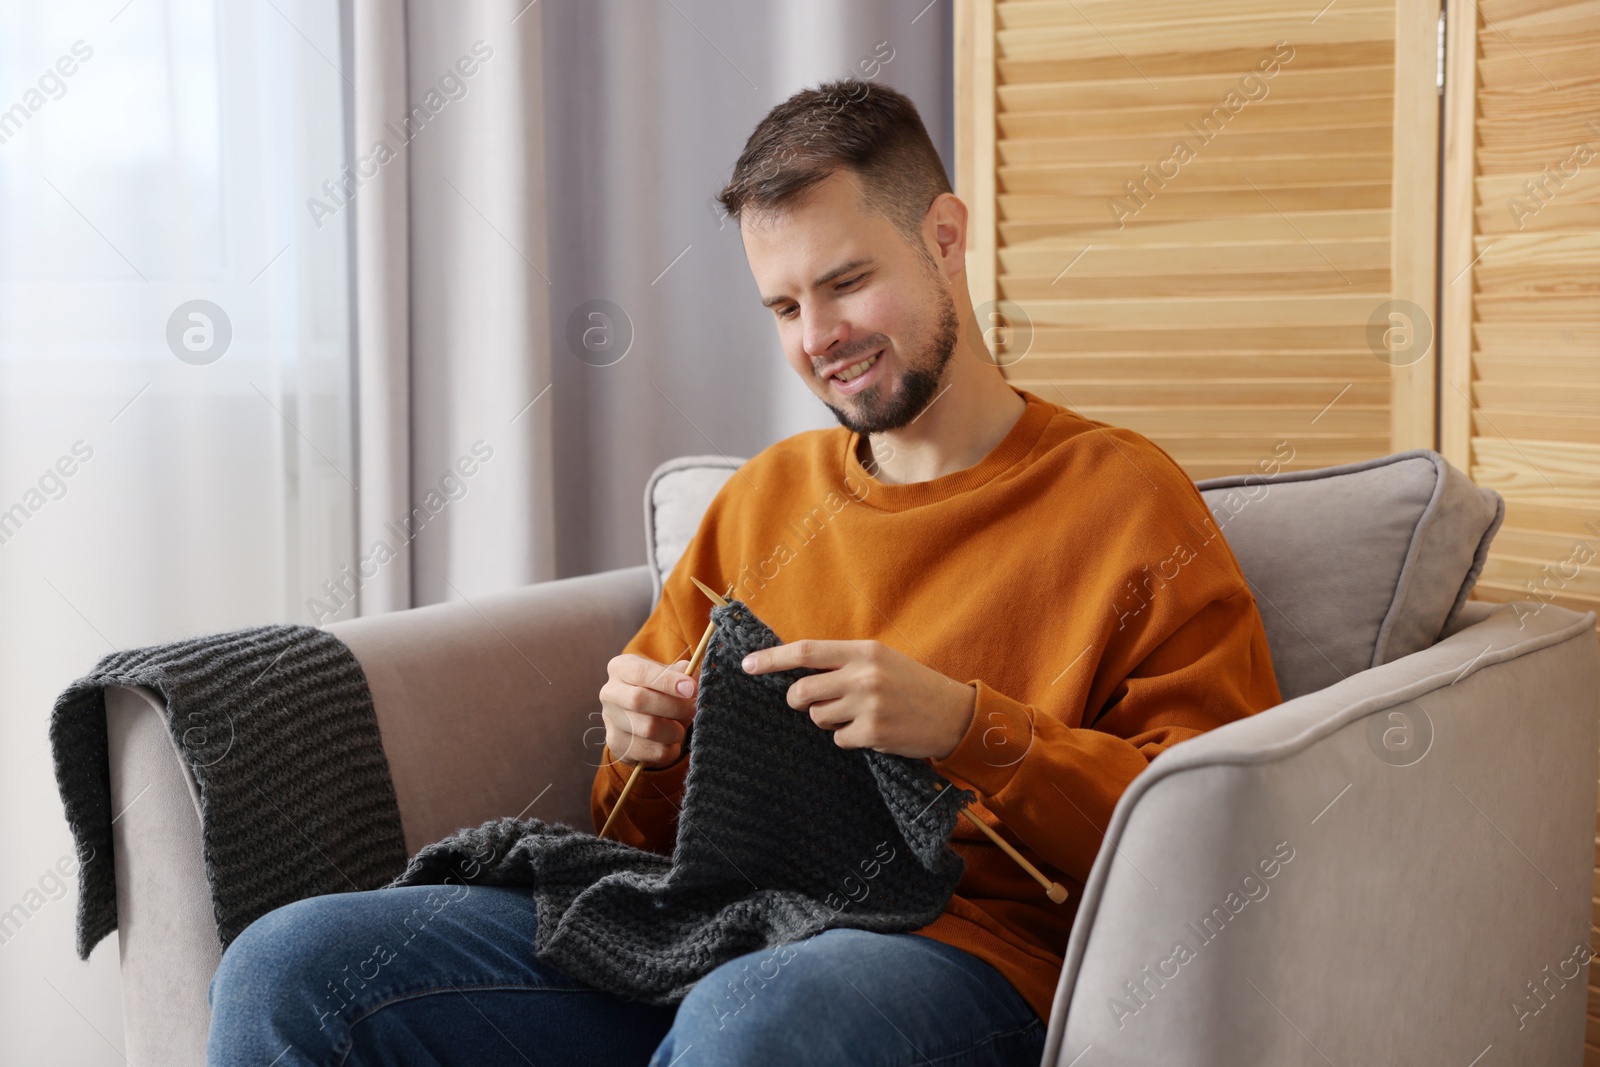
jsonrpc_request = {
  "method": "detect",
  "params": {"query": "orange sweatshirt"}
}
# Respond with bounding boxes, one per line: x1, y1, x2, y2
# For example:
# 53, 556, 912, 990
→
590, 387, 1283, 1023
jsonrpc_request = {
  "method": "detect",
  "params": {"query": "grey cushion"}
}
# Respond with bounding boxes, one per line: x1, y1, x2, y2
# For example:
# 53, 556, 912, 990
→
1196, 449, 1503, 700
642, 448, 1504, 703
644, 455, 744, 605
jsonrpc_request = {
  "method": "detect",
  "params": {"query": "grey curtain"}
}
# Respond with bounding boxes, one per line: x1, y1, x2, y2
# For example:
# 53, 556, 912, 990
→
352, 0, 953, 612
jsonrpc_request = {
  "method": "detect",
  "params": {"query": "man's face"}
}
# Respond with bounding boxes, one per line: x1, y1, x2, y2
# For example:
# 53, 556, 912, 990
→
742, 170, 958, 435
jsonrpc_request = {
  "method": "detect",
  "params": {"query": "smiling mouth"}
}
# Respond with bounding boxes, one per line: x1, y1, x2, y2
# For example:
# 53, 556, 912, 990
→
831, 350, 881, 383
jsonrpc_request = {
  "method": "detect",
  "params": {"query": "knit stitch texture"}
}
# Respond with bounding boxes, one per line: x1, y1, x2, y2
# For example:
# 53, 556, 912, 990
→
388, 598, 976, 1004
50, 625, 407, 959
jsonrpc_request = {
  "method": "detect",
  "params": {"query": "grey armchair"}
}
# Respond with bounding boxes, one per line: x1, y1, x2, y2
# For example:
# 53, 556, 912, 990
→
102, 449, 1599, 1066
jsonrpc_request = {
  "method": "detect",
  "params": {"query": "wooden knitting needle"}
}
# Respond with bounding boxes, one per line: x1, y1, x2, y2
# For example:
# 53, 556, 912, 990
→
942, 786, 1069, 904
597, 577, 728, 841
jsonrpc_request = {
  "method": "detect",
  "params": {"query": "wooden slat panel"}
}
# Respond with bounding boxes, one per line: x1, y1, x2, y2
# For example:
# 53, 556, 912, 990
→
1053, 405, 1388, 435
1009, 269, 1390, 298
1001, 154, 1394, 194
996, 11, 1393, 61
1000, 235, 1390, 273
1441, 3, 1600, 1004
998, 65, 1395, 110
1445, 0, 1600, 617
983, 0, 1411, 480
998, 95, 1394, 139
1015, 379, 1389, 405
1000, 185, 1392, 227
1019, 353, 1388, 379
996, 0, 1384, 31
1026, 324, 1375, 351
999, 40, 1395, 85
998, 125, 1393, 166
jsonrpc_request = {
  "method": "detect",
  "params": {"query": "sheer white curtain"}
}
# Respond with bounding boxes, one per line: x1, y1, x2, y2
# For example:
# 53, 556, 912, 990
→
0, 1, 353, 1061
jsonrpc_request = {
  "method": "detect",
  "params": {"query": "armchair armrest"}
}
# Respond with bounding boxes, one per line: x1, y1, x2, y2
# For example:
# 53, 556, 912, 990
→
106, 564, 653, 1067
105, 684, 221, 1067
1043, 600, 1600, 1066
328, 564, 653, 851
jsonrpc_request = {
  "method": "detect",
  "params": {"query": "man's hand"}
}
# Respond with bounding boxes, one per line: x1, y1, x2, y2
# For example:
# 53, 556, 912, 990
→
599, 654, 698, 769
741, 640, 976, 760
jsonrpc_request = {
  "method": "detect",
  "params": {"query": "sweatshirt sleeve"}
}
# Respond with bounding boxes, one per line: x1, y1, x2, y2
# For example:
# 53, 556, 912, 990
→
928, 583, 1281, 889
588, 489, 734, 853
587, 577, 700, 854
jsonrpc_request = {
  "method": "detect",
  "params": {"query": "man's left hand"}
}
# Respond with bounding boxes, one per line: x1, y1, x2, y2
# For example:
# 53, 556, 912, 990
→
741, 640, 976, 760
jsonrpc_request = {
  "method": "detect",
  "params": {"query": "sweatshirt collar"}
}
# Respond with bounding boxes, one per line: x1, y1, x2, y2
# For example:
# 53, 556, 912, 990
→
841, 387, 1056, 512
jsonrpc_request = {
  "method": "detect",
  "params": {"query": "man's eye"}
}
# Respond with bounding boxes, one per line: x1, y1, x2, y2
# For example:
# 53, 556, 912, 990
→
838, 275, 863, 290
777, 306, 798, 320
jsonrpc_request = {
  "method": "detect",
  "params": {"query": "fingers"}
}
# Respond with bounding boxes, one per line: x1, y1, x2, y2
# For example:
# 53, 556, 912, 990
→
615, 652, 698, 698
599, 699, 686, 769
611, 704, 687, 747
601, 653, 700, 770
608, 732, 681, 769
741, 639, 855, 675
607, 655, 698, 713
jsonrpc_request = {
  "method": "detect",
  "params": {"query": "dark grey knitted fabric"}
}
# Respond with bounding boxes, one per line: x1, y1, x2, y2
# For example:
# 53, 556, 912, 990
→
50, 624, 407, 959
388, 599, 976, 1004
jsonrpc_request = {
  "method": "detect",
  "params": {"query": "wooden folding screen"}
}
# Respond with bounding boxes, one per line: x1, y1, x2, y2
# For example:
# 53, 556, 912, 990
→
1436, 1, 1600, 1058
956, 0, 1441, 481
1441, 0, 1600, 620
959, 0, 1600, 1057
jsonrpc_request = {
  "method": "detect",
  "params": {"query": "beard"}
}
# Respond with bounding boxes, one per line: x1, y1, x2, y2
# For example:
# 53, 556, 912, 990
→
819, 285, 960, 436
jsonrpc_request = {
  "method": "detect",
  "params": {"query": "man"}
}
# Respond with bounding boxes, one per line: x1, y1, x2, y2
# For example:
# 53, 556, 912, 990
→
593, 78, 1281, 1063
207, 79, 1280, 1067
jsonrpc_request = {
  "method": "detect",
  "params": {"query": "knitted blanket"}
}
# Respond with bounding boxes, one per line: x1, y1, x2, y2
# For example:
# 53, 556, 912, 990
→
49, 625, 407, 959
388, 599, 976, 1005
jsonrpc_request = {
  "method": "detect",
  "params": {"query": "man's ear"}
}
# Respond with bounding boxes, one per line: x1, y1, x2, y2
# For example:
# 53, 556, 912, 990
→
925, 192, 968, 279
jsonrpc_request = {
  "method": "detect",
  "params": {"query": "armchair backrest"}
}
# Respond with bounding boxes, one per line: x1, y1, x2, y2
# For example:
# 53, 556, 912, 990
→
643, 448, 1504, 702
1193, 449, 1502, 699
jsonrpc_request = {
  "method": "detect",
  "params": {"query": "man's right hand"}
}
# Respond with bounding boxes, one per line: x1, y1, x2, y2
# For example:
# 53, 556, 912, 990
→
598, 654, 699, 770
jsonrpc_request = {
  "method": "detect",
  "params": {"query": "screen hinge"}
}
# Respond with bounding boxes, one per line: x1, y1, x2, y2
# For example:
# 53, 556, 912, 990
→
1437, 6, 1447, 95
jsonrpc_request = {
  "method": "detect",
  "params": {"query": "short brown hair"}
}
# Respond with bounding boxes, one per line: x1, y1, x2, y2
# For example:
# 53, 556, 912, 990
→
717, 78, 951, 258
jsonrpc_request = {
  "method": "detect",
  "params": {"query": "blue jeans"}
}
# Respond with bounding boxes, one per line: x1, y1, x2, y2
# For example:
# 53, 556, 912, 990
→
207, 883, 1046, 1066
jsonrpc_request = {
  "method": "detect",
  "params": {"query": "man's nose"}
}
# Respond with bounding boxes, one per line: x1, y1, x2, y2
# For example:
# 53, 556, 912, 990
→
801, 306, 848, 366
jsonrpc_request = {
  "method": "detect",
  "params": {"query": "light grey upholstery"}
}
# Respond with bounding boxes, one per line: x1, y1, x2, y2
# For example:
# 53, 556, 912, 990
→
106, 686, 222, 1067
1041, 599, 1598, 1066
1199, 449, 1505, 700
102, 451, 1598, 1066
644, 454, 744, 605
